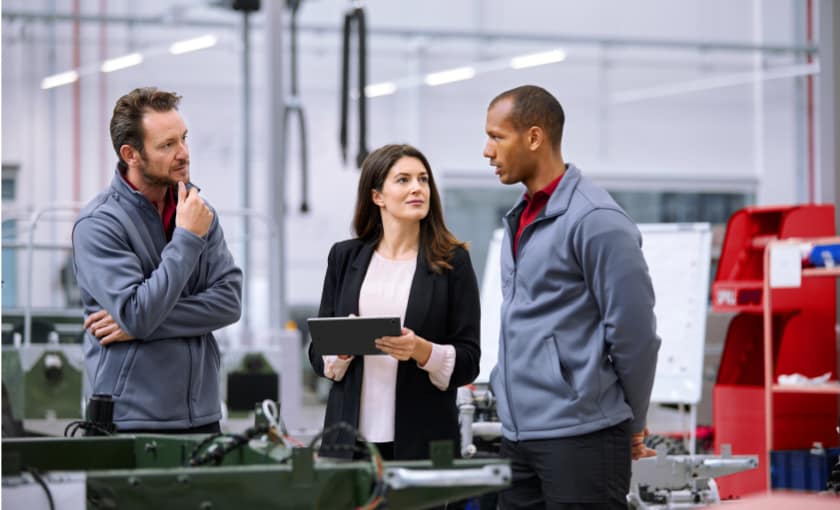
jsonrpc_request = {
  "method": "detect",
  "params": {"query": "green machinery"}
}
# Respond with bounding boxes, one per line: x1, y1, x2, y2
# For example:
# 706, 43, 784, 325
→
2, 310, 86, 421
2, 433, 510, 509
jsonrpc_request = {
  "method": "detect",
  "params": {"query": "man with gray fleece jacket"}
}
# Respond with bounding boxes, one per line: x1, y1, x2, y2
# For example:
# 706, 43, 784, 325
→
483, 85, 661, 509
73, 87, 242, 433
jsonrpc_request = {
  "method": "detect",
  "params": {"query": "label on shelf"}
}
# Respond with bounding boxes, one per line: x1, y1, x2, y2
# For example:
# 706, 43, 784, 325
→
769, 244, 803, 288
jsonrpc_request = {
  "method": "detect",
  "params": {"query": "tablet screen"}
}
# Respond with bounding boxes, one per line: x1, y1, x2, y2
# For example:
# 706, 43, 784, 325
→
308, 316, 401, 355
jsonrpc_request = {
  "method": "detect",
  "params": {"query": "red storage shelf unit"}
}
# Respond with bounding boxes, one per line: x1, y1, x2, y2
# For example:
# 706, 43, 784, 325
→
711, 204, 838, 497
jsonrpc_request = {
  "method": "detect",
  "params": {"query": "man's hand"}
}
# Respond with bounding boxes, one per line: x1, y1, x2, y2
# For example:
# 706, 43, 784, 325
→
631, 427, 657, 460
84, 309, 135, 346
375, 327, 431, 365
176, 181, 213, 237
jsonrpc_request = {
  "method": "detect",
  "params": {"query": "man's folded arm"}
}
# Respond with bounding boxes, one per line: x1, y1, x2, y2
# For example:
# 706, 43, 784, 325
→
73, 216, 205, 339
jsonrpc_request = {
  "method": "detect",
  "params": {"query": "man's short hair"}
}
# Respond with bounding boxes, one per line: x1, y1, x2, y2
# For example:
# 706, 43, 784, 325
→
489, 85, 565, 149
110, 87, 182, 169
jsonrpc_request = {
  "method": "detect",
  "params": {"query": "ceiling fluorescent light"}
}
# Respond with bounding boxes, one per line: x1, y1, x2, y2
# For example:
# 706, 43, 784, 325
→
365, 82, 397, 97
170, 35, 217, 55
510, 49, 567, 70
41, 70, 79, 90
424, 67, 476, 86
101, 53, 143, 73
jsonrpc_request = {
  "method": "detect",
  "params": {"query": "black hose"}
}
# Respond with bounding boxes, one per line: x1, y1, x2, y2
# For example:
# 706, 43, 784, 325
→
339, 10, 352, 164
339, 6, 369, 169
297, 106, 309, 213
355, 7, 369, 168
23, 467, 55, 510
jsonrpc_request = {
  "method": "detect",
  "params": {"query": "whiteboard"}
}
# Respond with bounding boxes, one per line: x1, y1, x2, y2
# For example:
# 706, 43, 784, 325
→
477, 229, 505, 385
477, 223, 711, 406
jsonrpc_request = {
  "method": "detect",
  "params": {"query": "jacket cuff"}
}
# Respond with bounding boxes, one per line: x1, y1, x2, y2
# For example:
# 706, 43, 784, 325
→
419, 343, 455, 391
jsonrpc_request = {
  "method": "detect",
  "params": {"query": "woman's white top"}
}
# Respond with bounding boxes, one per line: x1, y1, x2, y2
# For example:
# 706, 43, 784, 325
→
322, 251, 456, 442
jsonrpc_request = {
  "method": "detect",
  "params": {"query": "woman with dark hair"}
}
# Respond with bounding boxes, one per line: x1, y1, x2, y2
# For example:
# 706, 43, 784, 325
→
308, 143, 481, 462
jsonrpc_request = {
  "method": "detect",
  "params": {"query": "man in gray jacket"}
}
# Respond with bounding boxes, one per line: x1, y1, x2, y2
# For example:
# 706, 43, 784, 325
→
484, 85, 660, 509
73, 87, 242, 433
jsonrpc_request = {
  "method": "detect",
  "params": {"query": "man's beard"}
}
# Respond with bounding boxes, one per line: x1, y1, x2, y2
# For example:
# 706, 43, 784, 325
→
139, 157, 188, 188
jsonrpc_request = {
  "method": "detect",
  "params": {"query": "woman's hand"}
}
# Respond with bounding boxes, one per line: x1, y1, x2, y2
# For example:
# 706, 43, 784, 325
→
375, 327, 432, 365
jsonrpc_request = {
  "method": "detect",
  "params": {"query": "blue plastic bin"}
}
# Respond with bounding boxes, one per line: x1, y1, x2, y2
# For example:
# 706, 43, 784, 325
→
770, 447, 840, 491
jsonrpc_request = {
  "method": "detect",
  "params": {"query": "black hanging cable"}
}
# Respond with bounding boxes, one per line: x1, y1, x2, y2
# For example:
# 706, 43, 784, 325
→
187, 425, 271, 467
23, 467, 55, 510
339, 9, 352, 164
63, 420, 114, 438
339, 4, 369, 169
355, 7, 368, 169
283, 0, 310, 212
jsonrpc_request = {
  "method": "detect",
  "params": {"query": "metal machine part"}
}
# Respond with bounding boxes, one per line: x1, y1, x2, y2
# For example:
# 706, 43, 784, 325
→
456, 385, 759, 509
281, 0, 310, 213
628, 446, 758, 509
385, 464, 510, 490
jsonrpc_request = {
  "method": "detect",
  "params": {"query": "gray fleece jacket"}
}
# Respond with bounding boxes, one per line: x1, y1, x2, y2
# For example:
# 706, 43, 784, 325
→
72, 170, 242, 430
490, 164, 660, 441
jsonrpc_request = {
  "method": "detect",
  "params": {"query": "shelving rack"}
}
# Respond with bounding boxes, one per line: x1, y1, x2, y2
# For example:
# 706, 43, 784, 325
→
711, 204, 838, 496
762, 237, 840, 488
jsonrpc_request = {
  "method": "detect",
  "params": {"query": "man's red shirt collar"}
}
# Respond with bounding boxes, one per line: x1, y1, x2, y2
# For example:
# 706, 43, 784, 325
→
120, 170, 177, 240
514, 172, 564, 257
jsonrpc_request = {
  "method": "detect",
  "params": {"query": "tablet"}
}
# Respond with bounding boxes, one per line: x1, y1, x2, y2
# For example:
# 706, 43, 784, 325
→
308, 316, 402, 356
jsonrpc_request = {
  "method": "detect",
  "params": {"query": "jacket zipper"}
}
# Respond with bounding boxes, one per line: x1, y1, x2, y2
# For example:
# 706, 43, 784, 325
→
186, 339, 193, 426
503, 219, 519, 439
504, 214, 554, 440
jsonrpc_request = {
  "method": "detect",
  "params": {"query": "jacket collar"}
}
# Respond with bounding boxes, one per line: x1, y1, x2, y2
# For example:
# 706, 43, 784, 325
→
543, 163, 581, 217
110, 166, 201, 207
503, 163, 582, 220
111, 167, 149, 207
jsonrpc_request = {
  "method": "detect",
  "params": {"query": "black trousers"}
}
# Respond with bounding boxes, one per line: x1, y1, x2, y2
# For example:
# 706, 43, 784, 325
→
498, 420, 631, 510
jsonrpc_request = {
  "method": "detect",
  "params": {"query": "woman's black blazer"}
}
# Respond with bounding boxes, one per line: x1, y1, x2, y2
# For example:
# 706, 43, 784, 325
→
308, 238, 481, 460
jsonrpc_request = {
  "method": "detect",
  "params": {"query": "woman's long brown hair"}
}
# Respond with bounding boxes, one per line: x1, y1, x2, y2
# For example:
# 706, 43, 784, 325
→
352, 144, 467, 273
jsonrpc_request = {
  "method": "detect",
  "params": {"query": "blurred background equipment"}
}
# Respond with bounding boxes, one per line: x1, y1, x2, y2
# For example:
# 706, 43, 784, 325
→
281, 0, 311, 213
339, 1, 369, 169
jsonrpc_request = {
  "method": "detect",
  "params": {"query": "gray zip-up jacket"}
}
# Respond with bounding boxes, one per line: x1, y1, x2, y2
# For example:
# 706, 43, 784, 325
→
489, 164, 660, 441
72, 170, 242, 430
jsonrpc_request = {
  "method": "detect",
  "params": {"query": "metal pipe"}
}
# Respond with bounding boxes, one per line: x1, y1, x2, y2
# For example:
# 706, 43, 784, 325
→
72, 0, 80, 210
472, 421, 503, 439
4, 242, 73, 250
752, 0, 765, 204
240, 8, 251, 340
99, 0, 108, 190
266, 0, 286, 328
457, 387, 476, 458
24, 203, 85, 346
2, 10, 819, 55
47, 0, 58, 308
610, 62, 818, 104
806, 0, 816, 203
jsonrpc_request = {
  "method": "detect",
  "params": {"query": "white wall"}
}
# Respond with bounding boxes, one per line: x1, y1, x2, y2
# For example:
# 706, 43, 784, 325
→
1, 0, 815, 324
